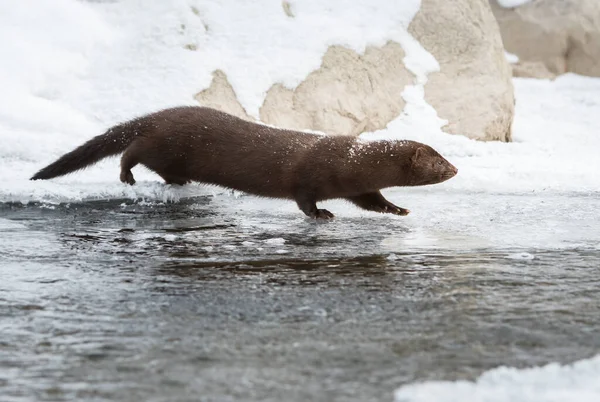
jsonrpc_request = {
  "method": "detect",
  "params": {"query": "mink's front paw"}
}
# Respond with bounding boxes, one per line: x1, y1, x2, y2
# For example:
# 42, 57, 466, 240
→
384, 205, 410, 216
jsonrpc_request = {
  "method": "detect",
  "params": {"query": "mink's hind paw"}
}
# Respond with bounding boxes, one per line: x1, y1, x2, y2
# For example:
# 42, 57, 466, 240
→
311, 209, 334, 220
120, 170, 136, 185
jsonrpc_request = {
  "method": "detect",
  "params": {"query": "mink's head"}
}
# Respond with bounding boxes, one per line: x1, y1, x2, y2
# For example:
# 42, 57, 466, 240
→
407, 145, 457, 186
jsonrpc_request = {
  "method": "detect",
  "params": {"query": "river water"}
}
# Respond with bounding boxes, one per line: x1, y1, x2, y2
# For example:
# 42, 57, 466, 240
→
1, 188, 600, 401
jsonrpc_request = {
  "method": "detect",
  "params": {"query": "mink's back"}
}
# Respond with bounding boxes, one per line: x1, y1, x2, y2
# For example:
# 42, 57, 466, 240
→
132, 107, 325, 197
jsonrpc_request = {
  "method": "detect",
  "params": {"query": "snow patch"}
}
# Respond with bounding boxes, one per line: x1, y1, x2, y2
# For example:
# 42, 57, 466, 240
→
496, 0, 533, 8
395, 354, 600, 402
504, 51, 519, 64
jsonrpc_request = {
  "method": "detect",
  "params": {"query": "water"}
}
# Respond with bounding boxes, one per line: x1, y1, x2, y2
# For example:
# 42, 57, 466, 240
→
1, 189, 600, 401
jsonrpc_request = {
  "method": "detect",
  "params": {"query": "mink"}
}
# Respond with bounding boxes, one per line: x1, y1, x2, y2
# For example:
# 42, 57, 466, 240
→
31, 107, 458, 219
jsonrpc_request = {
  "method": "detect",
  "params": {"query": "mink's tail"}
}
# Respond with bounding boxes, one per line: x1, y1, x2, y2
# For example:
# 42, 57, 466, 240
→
30, 121, 140, 181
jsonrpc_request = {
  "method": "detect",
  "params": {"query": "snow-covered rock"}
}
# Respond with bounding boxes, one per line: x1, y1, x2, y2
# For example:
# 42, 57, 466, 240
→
491, 0, 600, 77
257, 43, 415, 138
196, 0, 515, 142
411, 0, 514, 141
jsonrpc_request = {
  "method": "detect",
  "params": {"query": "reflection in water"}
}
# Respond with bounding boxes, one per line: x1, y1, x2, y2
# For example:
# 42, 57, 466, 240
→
1, 193, 600, 401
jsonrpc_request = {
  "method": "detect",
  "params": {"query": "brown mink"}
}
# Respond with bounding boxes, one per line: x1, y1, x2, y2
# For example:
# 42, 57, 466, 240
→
31, 106, 458, 219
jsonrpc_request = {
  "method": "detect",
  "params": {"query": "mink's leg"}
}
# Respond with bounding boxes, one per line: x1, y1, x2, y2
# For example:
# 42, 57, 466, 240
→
119, 144, 139, 185
295, 195, 334, 219
346, 191, 410, 216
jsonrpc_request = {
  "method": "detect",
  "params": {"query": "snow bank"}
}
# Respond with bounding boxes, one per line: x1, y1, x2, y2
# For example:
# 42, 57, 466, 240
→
191, 0, 426, 117
395, 354, 600, 402
362, 73, 600, 194
0, 0, 423, 123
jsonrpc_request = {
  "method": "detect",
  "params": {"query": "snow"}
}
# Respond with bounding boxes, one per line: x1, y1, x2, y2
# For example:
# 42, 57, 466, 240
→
504, 51, 519, 64
362, 73, 600, 193
395, 355, 600, 402
496, 0, 533, 8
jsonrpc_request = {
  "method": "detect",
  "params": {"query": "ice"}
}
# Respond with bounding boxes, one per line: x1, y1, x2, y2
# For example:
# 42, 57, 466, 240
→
264, 238, 287, 246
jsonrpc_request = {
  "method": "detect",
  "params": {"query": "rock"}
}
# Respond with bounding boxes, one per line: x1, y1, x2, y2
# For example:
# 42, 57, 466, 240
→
410, 0, 514, 141
194, 70, 253, 121
490, 0, 600, 77
195, 0, 515, 142
259, 43, 413, 137
511, 61, 557, 79
504, 50, 557, 79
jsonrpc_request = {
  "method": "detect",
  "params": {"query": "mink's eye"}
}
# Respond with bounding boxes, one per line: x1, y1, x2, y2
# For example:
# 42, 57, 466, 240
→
437, 160, 443, 166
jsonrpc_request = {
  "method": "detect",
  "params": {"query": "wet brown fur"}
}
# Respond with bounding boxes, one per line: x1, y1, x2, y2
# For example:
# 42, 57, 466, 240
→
31, 106, 458, 218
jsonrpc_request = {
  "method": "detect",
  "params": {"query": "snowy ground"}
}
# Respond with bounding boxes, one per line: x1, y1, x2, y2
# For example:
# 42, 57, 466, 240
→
2, 0, 599, 205
1, 1, 600, 401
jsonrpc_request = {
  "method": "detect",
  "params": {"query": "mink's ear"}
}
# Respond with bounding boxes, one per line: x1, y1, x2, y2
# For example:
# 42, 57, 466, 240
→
411, 147, 425, 163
